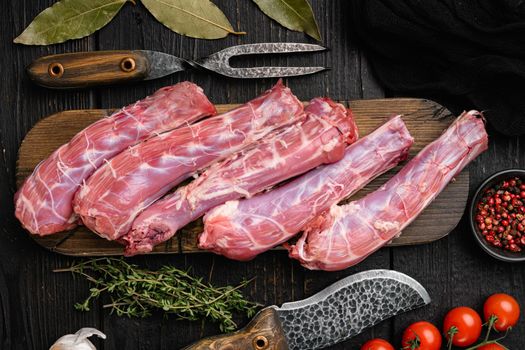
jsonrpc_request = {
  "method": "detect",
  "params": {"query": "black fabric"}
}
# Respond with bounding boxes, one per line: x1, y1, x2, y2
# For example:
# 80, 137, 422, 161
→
348, 0, 525, 135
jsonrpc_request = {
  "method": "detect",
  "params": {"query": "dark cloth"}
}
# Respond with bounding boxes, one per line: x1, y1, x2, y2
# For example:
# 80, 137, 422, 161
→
348, 0, 525, 135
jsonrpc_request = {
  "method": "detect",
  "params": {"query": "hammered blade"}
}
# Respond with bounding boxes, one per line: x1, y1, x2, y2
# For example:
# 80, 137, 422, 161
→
139, 50, 187, 80
273, 270, 430, 350
195, 43, 327, 78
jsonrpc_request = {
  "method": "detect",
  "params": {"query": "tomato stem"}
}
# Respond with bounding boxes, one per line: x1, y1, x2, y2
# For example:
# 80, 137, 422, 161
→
463, 316, 511, 350
485, 314, 498, 342
402, 330, 421, 350
464, 338, 507, 350
446, 326, 458, 350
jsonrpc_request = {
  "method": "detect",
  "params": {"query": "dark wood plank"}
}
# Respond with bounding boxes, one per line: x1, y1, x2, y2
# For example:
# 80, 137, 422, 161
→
90, 2, 388, 348
17, 99, 468, 256
391, 113, 525, 346
1, 1, 103, 349
3, 0, 525, 349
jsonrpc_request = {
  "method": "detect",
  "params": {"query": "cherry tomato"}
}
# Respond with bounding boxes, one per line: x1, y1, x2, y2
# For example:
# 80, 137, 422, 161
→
443, 306, 482, 346
401, 321, 442, 350
360, 338, 394, 350
477, 344, 506, 350
483, 293, 520, 331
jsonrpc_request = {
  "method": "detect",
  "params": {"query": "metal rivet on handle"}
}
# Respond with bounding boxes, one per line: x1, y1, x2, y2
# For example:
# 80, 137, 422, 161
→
253, 335, 269, 350
48, 63, 64, 78
120, 57, 136, 72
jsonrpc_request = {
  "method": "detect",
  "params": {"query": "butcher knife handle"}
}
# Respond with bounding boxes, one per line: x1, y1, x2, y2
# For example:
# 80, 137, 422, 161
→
26, 51, 149, 89
183, 307, 288, 350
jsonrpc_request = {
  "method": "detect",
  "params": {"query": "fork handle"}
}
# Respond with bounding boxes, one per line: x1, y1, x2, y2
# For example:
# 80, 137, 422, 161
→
26, 51, 150, 89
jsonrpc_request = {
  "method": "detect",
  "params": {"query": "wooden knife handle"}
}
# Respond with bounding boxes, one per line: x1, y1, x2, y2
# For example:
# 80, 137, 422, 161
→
183, 308, 289, 350
26, 51, 150, 89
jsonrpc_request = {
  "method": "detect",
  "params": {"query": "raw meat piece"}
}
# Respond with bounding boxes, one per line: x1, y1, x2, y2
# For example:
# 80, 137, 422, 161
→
200, 115, 413, 261
15, 82, 215, 235
289, 111, 488, 271
74, 81, 304, 240
124, 98, 358, 255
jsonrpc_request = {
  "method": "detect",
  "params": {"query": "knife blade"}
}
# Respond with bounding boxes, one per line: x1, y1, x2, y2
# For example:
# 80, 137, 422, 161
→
183, 270, 430, 350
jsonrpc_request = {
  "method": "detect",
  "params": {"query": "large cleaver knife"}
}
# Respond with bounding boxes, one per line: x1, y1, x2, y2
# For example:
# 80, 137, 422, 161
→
183, 270, 430, 350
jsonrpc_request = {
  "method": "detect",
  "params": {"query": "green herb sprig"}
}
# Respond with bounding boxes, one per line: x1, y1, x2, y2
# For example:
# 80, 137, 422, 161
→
54, 258, 259, 332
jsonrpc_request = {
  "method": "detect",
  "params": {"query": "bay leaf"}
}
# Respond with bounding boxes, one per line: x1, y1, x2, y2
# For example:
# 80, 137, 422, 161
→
141, 0, 245, 39
252, 0, 321, 40
14, 0, 129, 45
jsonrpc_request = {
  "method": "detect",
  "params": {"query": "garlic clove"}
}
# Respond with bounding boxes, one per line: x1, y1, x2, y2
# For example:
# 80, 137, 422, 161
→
50, 327, 106, 350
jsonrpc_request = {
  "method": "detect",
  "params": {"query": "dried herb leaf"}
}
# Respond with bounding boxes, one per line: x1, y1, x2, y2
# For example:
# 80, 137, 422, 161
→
141, 0, 245, 39
14, 0, 129, 45
252, 0, 321, 40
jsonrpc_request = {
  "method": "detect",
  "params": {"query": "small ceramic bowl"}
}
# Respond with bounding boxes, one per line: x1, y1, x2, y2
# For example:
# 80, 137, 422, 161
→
469, 169, 525, 262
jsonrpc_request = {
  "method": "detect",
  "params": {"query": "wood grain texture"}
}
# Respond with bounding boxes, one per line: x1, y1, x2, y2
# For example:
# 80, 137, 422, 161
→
16, 98, 468, 256
183, 308, 287, 350
26, 51, 151, 89
3, 1, 525, 349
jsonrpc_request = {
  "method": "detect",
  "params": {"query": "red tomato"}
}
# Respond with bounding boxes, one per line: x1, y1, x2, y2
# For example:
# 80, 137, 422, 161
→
443, 306, 482, 346
483, 293, 520, 331
401, 321, 442, 350
477, 344, 506, 350
360, 338, 394, 350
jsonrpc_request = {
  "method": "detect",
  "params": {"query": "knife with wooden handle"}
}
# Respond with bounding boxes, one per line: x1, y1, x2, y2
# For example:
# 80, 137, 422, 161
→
183, 270, 431, 350
26, 50, 186, 89
184, 308, 287, 350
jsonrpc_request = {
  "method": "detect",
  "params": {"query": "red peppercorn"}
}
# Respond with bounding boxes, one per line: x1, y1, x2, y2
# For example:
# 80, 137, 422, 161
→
475, 177, 525, 253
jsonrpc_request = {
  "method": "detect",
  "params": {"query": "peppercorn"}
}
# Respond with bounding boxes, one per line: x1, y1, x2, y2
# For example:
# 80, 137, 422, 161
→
475, 176, 525, 253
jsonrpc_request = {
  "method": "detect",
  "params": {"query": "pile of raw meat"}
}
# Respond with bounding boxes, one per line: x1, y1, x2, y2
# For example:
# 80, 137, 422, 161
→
15, 81, 489, 271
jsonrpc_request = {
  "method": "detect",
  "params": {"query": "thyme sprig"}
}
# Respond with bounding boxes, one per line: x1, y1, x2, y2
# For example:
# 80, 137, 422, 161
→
54, 258, 259, 332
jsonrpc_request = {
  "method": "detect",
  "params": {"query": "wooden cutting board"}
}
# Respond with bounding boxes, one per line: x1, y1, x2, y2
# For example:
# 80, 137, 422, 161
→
16, 98, 468, 256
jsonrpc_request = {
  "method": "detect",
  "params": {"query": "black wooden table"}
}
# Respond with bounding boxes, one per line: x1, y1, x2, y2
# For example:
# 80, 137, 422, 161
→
1, 1, 524, 349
